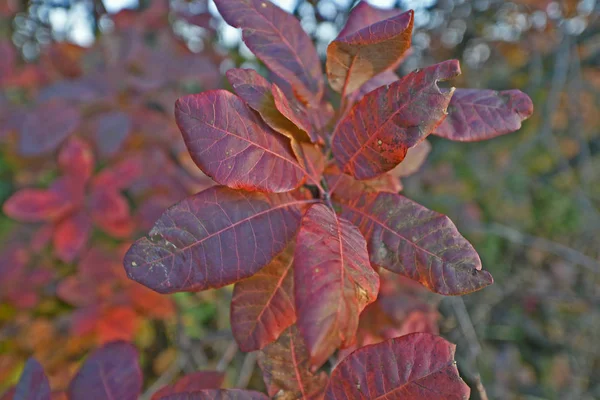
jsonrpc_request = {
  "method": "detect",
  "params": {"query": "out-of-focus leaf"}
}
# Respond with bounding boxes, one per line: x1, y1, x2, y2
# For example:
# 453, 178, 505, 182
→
337, 192, 493, 295
332, 60, 460, 180
389, 139, 431, 178
93, 111, 132, 157
3, 188, 71, 223
214, 0, 323, 105
89, 189, 133, 238
157, 390, 269, 400
19, 101, 81, 156
434, 89, 534, 141
338, 2, 403, 38
295, 204, 379, 367
226, 68, 311, 154
327, 10, 413, 94
53, 211, 93, 263
124, 186, 307, 294
68, 341, 142, 400
258, 325, 328, 399
14, 358, 50, 400
231, 244, 296, 351
152, 371, 225, 399
175, 90, 305, 193
325, 333, 470, 399
58, 137, 94, 185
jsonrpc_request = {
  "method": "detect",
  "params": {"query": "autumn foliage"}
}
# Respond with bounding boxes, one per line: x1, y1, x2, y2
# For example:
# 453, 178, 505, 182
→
3, 0, 534, 398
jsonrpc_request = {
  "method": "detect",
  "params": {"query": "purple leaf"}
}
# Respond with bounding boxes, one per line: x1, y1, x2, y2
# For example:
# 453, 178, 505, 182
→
157, 390, 269, 400
124, 186, 307, 294
68, 341, 142, 400
338, 2, 403, 38
214, 0, 323, 105
14, 358, 50, 400
434, 89, 534, 141
175, 90, 305, 193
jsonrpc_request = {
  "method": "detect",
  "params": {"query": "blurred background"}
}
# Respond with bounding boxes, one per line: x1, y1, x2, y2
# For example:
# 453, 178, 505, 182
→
0, 0, 598, 399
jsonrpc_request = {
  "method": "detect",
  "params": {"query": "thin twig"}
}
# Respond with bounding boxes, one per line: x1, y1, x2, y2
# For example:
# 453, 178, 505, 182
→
236, 352, 258, 389
140, 354, 184, 400
216, 341, 239, 372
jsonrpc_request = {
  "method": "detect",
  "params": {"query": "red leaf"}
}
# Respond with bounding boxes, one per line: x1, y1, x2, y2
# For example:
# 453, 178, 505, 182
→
294, 204, 379, 367
231, 243, 296, 351
175, 90, 305, 193
3, 188, 72, 223
338, 2, 403, 38
271, 85, 321, 143
58, 137, 95, 184
389, 139, 431, 178
214, 0, 323, 105
93, 111, 132, 157
348, 70, 398, 106
19, 101, 81, 156
325, 333, 470, 399
337, 191, 493, 295
124, 186, 307, 294
92, 156, 144, 191
68, 341, 142, 400
434, 89, 534, 141
14, 358, 50, 400
327, 10, 413, 94
152, 371, 225, 399
53, 211, 93, 263
332, 60, 460, 180
257, 325, 328, 399
226, 68, 312, 152
157, 390, 269, 400
90, 189, 134, 238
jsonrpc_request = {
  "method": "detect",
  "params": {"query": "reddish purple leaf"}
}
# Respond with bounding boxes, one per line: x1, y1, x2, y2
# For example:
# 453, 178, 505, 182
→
175, 90, 305, 193
294, 204, 379, 367
214, 0, 323, 105
324, 165, 402, 200
0, 39, 16, 83
327, 10, 413, 94
157, 390, 269, 400
3, 188, 72, 223
325, 333, 470, 399
53, 211, 93, 263
93, 111, 132, 157
257, 325, 328, 399
68, 341, 142, 400
58, 137, 94, 184
124, 186, 307, 294
14, 358, 50, 400
332, 60, 460, 180
337, 191, 493, 295
19, 101, 81, 156
338, 2, 403, 38
152, 371, 225, 399
271, 85, 322, 143
231, 243, 296, 351
226, 68, 312, 148
434, 89, 534, 141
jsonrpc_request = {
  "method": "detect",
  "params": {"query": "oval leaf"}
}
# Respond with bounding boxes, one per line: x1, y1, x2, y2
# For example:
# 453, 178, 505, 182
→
68, 341, 142, 400
337, 191, 493, 295
125, 186, 306, 294
327, 10, 414, 94
226, 68, 312, 147
434, 89, 534, 141
175, 90, 304, 193
231, 243, 296, 352
338, 2, 403, 38
325, 333, 470, 399
93, 111, 132, 157
14, 358, 50, 400
332, 60, 460, 180
214, 0, 323, 105
3, 188, 72, 223
53, 211, 93, 263
257, 325, 328, 399
158, 390, 269, 400
19, 101, 81, 156
295, 203, 379, 367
